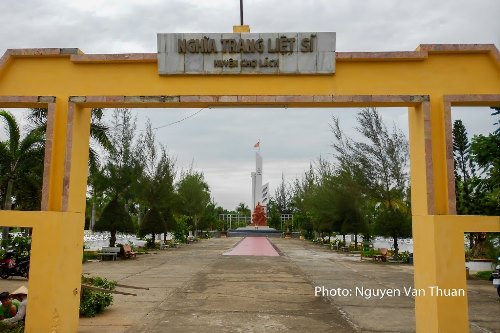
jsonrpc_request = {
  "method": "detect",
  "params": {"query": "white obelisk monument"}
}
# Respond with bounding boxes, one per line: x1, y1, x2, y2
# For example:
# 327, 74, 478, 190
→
251, 142, 269, 213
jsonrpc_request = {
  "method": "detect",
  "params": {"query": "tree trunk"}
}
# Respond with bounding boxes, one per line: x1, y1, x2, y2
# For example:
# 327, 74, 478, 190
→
354, 234, 358, 250
90, 200, 96, 231
393, 236, 399, 256
468, 233, 474, 250
194, 217, 198, 237
342, 234, 346, 246
2, 179, 14, 240
152, 232, 156, 246
3, 179, 13, 210
109, 230, 116, 247
137, 207, 141, 226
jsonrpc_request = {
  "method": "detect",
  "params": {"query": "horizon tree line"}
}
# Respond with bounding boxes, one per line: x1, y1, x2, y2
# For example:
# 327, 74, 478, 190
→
0, 107, 497, 257
267, 107, 498, 258
0, 108, 220, 246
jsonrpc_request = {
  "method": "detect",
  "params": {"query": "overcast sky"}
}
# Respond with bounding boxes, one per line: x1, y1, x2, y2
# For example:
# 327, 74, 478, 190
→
1, 0, 499, 211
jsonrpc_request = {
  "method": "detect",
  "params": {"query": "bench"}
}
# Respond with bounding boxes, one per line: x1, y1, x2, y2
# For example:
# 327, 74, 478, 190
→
373, 248, 388, 262
122, 244, 137, 259
100, 247, 120, 261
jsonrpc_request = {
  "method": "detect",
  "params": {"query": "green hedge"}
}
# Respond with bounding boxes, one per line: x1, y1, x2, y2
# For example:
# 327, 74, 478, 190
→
0, 322, 24, 333
80, 276, 117, 317
474, 270, 493, 280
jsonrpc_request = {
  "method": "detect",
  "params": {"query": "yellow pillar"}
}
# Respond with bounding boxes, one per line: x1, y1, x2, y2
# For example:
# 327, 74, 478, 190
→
407, 102, 433, 216
24, 102, 91, 332
62, 104, 92, 212
429, 96, 452, 215
25, 212, 85, 332
412, 216, 469, 332
43, 98, 68, 211
409, 97, 471, 332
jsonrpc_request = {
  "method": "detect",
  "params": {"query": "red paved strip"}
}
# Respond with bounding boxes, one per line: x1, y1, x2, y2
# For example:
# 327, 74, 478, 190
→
224, 237, 280, 256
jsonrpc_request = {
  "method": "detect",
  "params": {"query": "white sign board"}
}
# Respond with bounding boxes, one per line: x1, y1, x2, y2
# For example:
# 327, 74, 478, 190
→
157, 32, 336, 75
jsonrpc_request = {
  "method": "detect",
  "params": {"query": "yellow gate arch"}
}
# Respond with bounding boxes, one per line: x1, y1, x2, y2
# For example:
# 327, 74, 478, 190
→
0, 34, 499, 332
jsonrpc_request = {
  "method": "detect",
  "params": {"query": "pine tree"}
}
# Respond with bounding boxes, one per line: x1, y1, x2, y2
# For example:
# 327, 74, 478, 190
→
139, 208, 165, 246
94, 197, 135, 247
330, 108, 410, 254
452, 119, 475, 215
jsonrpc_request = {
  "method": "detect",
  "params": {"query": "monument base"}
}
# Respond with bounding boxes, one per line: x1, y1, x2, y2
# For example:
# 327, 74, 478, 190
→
228, 226, 282, 238
245, 226, 272, 230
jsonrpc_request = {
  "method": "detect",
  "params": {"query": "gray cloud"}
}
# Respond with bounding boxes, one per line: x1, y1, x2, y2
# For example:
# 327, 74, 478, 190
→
0, 0, 498, 209
1, 0, 498, 55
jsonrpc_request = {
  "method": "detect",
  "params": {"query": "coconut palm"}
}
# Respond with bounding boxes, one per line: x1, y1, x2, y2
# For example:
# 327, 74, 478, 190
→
235, 202, 250, 215
29, 107, 112, 231
29, 108, 112, 170
0, 110, 45, 238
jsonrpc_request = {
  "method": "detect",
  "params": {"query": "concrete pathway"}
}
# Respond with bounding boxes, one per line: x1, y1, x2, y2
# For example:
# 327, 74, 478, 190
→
85, 238, 354, 333
0, 238, 498, 332
273, 239, 500, 333
223, 236, 280, 256
78, 237, 354, 332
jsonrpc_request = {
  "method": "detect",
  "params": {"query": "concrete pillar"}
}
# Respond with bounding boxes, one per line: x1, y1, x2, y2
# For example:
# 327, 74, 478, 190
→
408, 99, 469, 332
26, 212, 85, 332
25, 101, 91, 332
412, 216, 469, 332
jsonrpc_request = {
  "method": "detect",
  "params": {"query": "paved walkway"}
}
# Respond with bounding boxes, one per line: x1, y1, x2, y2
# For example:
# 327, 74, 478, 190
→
223, 236, 281, 256
0, 238, 498, 332
81, 237, 354, 332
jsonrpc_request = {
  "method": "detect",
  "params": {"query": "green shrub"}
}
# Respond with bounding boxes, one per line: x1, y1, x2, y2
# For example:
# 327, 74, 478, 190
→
301, 229, 314, 240
1, 235, 31, 257
82, 251, 99, 263
135, 247, 148, 253
474, 270, 493, 280
144, 241, 160, 250
394, 251, 412, 263
80, 275, 116, 317
173, 218, 188, 244
0, 322, 24, 333
363, 248, 377, 257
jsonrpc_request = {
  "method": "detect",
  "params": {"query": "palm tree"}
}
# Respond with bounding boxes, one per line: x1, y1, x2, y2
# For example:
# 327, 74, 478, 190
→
30, 108, 112, 231
0, 110, 45, 238
236, 202, 250, 215
29, 108, 112, 169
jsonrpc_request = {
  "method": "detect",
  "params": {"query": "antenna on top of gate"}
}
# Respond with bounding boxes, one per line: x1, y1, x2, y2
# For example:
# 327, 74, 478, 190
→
233, 0, 250, 33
